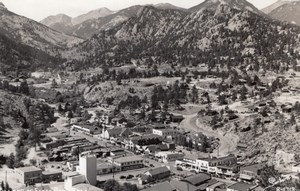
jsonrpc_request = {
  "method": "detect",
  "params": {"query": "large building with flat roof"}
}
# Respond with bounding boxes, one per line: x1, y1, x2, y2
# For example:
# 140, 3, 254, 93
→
15, 166, 43, 184
113, 156, 144, 171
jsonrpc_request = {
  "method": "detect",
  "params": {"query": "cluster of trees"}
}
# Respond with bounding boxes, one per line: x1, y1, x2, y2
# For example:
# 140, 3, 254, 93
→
0, 32, 62, 73
174, 134, 209, 153
6, 128, 42, 169
1, 181, 12, 191
0, 80, 30, 95
137, 138, 162, 146
23, 98, 56, 131
100, 179, 138, 191
118, 95, 147, 110
151, 81, 188, 109
77, 66, 160, 85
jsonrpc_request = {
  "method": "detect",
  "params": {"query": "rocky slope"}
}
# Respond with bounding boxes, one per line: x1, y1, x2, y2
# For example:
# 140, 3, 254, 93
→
0, 3, 82, 71
41, 4, 186, 39
189, 0, 264, 15
267, 1, 300, 25
72, 7, 115, 25
70, 2, 300, 71
261, 0, 298, 14
0, 3, 82, 52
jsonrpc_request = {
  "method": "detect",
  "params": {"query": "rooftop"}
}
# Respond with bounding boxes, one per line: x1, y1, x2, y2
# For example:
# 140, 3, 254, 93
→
143, 182, 175, 191
228, 182, 256, 191
42, 171, 62, 175
16, 166, 42, 173
114, 155, 143, 163
240, 163, 265, 173
73, 184, 104, 191
147, 166, 170, 176
183, 173, 211, 186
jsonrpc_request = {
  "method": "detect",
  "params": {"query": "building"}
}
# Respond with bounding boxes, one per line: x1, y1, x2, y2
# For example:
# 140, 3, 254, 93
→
170, 173, 225, 191
113, 156, 144, 171
227, 182, 256, 191
102, 127, 132, 140
97, 163, 121, 175
77, 154, 97, 186
155, 152, 184, 163
152, 128, 179, 138
240, 164, 265, 181
15, 166, 43, 184
72, 124, 101, 135
41, 171, 62, 182
142, 182, 176, 191
65, 174, 102, 191
140, 166, 171, 185
195, 155, 237, 175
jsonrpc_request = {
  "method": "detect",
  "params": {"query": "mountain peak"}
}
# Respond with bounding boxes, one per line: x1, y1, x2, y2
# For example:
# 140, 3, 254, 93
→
189, 0, 263, 15
72, 7, 115, 25
154, 3, 185, 10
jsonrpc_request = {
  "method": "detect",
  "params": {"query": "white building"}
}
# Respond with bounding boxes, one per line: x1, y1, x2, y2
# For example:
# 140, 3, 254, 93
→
76, 154, 97, 186
155, 152, 184, 163
113, 156, 144, 171
152, 128, 178, 138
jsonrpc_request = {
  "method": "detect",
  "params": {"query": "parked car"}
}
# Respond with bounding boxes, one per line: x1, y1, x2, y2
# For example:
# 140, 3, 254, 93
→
126, 175, 134, 179
120, 175, 126, 179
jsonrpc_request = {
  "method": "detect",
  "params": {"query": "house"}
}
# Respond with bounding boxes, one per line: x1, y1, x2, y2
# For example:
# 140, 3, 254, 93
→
15, 166, 43, 184
240, 163, 265, 181
102, 128, 132, 140
71, 124, 101, 135
227, 182, 256, 191
139, 166, 171, 185
171, 114, 184, 123
155, 151, 184, 163
113, 156, 144, 171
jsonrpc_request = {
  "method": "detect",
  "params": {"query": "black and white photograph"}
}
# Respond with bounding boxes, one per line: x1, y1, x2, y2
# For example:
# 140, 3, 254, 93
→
0, 0, 300, 190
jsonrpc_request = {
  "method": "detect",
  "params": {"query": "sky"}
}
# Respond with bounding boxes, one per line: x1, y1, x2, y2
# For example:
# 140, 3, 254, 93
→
0, 0, 277, 21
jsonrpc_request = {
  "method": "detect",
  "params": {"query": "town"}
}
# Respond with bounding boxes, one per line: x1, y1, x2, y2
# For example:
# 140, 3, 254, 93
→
1, 0, 300, 191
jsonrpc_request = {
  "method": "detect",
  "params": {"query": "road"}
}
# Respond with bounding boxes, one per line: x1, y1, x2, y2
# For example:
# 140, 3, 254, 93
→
180, 113, 238, 157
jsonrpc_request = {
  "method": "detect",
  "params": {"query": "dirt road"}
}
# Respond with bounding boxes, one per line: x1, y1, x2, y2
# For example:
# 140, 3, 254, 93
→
180, 113, 238, 157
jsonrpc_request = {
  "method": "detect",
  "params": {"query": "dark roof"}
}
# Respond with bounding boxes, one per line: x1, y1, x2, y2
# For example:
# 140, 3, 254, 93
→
143, 182, 175, 191
183, 173, 211, 186
228, 182, 255, 191
148, 166, 170, 177
241, 163, 265, 174
159, 144, 169, 151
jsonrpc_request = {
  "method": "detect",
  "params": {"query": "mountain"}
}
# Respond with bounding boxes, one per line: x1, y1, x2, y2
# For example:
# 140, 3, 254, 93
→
40, 14, 73, 34
154, 3, 186, 10
261, 0, 298, 14
0, 2, 82, 71
41, 4, 186, 39
72, 7, 115, 25
189, 0, 264, 16
0, 3, 82, 52
70, 4, 300, 72
69, 5, 143, 39
266, 1, 300, 25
